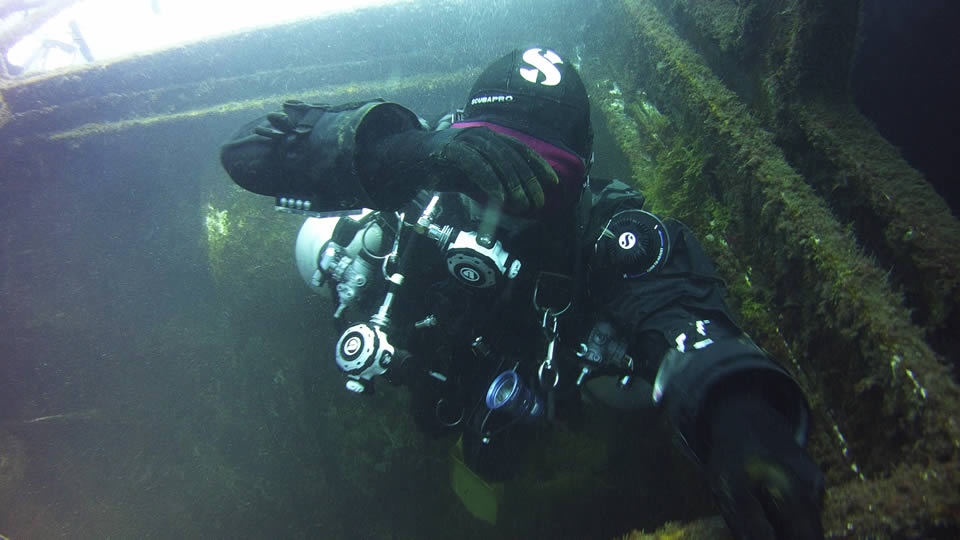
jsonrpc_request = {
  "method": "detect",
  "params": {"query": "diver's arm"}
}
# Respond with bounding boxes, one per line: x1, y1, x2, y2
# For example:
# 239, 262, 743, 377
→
650, 322, 824, 539
219, 99, 421, 212
596, 216, 824, 538
219, 99, 558, 215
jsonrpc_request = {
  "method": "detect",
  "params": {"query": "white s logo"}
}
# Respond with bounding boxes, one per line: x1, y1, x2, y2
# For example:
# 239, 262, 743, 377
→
519, 48, 563, 86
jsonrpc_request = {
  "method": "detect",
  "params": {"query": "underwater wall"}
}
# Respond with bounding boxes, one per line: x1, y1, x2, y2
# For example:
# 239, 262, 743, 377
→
1, 0, 957, 538
589, 1, 960, 537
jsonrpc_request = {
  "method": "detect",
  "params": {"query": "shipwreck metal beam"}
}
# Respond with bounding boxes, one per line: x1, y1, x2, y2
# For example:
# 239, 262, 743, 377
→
658, 0, 960, 392
592, 1, 960, 536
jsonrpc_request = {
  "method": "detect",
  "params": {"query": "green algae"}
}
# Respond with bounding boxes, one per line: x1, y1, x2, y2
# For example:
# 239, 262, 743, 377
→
590, 1, 960, 536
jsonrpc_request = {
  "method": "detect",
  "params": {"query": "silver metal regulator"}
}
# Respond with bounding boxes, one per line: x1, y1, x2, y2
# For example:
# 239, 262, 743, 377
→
414, 194, 521, 290
294, 193, 524, 394
333, 210, 405, 394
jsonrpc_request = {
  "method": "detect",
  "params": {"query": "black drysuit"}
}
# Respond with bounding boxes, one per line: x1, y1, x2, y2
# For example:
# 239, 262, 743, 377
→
219, 98, 814, 513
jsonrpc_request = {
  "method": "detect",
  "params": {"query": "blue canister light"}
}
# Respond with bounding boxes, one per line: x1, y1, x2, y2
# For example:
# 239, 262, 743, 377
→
485, 370, 543, 422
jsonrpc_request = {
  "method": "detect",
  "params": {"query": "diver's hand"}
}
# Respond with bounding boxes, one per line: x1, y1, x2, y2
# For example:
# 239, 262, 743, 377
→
220, 100, 324, 199
251, 101, 313, 140
361, 126, 559, 215
705, 395, 825, 540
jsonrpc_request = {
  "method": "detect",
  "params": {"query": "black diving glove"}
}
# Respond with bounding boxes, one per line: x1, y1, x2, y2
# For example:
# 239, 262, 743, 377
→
221, 100, 558, 214
705, 394, 825, 540
220, 100, 391, 212
357, 126, 559, 215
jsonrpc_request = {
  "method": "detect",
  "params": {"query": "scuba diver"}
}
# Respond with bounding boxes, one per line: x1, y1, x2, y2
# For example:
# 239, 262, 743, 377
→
219, 47, 825, 539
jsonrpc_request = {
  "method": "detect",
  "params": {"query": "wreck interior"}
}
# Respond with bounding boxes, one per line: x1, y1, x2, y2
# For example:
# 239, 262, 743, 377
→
1, 0, 958, 538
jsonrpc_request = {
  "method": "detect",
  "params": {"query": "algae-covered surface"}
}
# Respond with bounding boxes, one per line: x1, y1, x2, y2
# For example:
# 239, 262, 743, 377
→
2, 0, 959, 538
